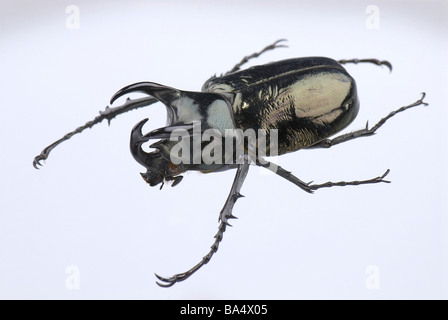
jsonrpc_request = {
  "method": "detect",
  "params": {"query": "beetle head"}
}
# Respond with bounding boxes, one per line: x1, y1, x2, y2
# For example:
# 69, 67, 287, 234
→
110, 83, 191, 188
130, 118, 183, 188
110, 82, 237, 187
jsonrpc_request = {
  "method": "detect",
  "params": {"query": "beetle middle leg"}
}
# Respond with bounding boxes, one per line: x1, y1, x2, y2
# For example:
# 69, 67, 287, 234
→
307, 169, 390, 191
308, 93, 428, 149
225, 39, 288, 75
338, 58, 393, 72
257, 158, 390, 192
257, 93, 427, 192
257, 159, 313, 193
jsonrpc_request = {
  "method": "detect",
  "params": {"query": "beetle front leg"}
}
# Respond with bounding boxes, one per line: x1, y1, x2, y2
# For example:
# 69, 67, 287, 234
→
155, 157, 250, 287
308, 93, 428, 149
225, 39, 288, 75
33, 96, 158, 168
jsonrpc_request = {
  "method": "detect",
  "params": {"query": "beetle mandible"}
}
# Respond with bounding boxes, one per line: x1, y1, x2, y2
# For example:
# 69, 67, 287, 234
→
33, 40, 427, 287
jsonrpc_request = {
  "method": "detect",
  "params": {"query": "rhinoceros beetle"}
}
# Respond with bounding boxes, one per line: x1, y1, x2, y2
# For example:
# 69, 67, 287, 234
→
33, 40, 427, 287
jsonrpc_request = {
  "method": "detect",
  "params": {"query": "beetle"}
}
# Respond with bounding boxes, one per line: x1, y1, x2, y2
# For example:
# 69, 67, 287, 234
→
33, 40, 427, 287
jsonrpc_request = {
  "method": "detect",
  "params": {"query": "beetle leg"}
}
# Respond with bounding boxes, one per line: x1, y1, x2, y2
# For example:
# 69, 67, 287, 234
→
256, 158, 313, 194
155, 156, 250, 287
225, 39, 288, 75
307, 93, 428, 149
338, 58, 393, 72
308, 169, 391, 191
33, 96, 158, 168
258, 157, 390, 192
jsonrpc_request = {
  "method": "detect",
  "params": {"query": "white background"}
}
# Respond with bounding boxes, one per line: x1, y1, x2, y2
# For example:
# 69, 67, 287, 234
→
1, 0, 447, 299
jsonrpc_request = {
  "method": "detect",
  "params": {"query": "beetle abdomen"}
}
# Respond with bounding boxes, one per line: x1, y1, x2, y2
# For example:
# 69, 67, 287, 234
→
207, 57, 359, 155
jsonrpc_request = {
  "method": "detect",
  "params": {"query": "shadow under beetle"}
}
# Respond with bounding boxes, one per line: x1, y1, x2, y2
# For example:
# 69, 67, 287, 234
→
33, 40, 428, 287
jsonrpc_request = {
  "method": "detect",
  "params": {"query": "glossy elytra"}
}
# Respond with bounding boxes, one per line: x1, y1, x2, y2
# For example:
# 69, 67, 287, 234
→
33, 40, 428, 287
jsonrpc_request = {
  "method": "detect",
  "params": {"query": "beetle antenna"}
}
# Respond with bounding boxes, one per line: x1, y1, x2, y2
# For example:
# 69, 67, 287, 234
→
155, 157, 250, 287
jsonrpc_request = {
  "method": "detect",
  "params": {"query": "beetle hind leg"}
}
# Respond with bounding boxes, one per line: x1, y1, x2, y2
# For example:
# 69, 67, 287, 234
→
308, 93, 428, 149
155, 157, 250, 287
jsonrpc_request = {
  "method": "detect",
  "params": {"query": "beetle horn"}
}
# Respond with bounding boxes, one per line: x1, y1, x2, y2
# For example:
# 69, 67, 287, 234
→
130, 118, 192, 166
130, 118, 154, 168
110, 82, 180, 107
142, 124, 194, 140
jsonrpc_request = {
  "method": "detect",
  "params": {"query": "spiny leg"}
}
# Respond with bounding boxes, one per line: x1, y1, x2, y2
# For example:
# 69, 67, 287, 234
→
308, 93, 428, 149
308, 169, 390, 191
256, 158, 313, 194
338, 58, 393, 72
155, 157, 250, 287
256, 94, 427, 192
257, 157, 390, 192
33, 96, 158, 168
225, 39, 288, 75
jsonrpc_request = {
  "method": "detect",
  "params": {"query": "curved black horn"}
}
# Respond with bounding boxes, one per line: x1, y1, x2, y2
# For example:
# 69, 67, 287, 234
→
110, 82, 180, 106
130, 118, 153, 168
